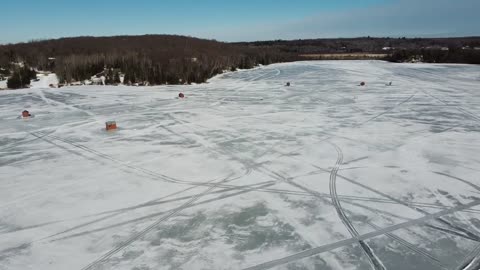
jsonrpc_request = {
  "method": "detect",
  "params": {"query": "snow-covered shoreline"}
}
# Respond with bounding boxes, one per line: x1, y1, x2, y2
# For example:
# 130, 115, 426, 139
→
1, 60, 477, 92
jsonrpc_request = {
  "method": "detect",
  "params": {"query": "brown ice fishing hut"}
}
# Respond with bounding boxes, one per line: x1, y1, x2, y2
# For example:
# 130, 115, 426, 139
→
22, 110, 31, 118
106, 121, 117, 131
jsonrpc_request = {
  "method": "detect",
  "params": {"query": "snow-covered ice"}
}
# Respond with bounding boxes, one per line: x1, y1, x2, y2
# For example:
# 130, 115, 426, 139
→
30, 73, 59, 89
1, 61, 480, 270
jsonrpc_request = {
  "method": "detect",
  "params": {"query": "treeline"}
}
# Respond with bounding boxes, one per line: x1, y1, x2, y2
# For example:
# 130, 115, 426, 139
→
1, 35, 479, 87
238, 37, 480, 55
0, 35, 298, 85
54, 51, 288, 85
388, 48, 480, 64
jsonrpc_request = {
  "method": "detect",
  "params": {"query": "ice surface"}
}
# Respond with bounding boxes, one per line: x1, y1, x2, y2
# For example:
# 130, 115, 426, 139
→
1, 61, 480, 270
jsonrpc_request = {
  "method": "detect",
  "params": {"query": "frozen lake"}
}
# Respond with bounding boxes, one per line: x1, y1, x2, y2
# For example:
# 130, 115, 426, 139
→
1, 61, 480, 270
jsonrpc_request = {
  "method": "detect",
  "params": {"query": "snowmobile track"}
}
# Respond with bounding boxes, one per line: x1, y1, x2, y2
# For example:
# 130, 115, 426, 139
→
243, 199, 480, 270
80, 175, 237, 270
52, 182, 276, 243
327, 142, 385, 270
311, 164, 480, 242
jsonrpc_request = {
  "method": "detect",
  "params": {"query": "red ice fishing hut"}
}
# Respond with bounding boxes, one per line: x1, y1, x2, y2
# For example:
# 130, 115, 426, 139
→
106, 121, 117, 131
22, 110, 31, 118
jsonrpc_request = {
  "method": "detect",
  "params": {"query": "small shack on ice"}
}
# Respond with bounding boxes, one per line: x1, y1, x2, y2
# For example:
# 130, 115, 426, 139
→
106, 121, 117, 131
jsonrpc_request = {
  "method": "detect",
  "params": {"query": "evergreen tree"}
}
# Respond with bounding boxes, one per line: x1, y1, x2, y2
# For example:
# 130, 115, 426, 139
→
7, 72, 22, 89
124, 69, 135, 84
105, 69, 114, 84
7, 66, 36, 89
114, 71, 121, 84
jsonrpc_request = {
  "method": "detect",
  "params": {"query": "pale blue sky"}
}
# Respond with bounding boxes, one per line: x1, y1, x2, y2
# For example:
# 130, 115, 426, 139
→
1, 0, 478, 44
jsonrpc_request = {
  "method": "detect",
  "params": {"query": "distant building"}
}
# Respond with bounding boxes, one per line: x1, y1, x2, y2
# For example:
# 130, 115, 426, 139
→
382, 47, 393, 51
47, 57, 56, 69
424, 46, 449, 51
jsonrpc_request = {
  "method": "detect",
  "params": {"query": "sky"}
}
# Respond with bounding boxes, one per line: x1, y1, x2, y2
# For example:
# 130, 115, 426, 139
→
0, 0, 479, 44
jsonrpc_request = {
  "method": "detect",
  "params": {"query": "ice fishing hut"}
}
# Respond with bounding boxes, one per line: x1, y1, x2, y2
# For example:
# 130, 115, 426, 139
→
360, 82, 366, 86
286, 82, 291, 87
22, 110, 31, 118
106, 121, 117, 131
178, 93, 185, 98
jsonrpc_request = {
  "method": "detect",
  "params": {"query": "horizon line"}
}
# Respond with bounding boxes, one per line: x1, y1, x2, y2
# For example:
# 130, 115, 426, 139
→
2, 33, 480, 46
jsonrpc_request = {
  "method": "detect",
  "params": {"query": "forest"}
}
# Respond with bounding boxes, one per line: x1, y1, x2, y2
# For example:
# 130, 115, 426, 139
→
239, 36, 480, 64
0, 35, 298, 86
387, 47, 480, 64
1, 35, 479, 88
238, 36, 480, 54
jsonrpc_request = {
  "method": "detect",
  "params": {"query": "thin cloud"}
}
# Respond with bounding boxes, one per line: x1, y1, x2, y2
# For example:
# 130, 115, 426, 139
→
211, 0, 480, 41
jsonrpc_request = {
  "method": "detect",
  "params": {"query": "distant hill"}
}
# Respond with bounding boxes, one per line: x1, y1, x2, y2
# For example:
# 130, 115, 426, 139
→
0, 35, 274, 65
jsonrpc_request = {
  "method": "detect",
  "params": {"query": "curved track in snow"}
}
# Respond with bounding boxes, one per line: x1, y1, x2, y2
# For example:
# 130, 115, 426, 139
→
243, 200, 480, 270
328, 142, 385, 270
